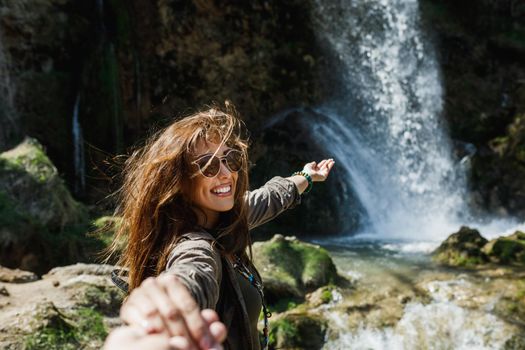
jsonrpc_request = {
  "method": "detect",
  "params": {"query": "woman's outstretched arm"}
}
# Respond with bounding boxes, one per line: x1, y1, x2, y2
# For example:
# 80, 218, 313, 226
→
246, 158, 335, 229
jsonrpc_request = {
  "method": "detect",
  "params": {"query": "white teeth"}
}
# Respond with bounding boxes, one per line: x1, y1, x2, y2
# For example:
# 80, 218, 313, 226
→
212, 185, 231, 194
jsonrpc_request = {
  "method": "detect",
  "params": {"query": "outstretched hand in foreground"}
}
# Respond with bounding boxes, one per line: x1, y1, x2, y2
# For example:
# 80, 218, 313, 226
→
104, 273, 226, 350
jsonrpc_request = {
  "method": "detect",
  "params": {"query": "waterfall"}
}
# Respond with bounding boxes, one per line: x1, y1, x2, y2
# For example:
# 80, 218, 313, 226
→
72, 94, 86, 193
307, 0, 468, 240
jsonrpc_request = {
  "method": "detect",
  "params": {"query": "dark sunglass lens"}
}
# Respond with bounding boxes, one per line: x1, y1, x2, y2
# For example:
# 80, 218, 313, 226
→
226, 151, 243, 172
197, 156, 220, 177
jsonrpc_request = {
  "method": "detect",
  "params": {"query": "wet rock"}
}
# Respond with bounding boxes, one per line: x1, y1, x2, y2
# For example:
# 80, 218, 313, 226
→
252, 234, 339, 302
482, 231, 525, 265
0, 265, 38, 283
269, 311, 327, 350
306, 285, 342, 308
432, 226, 489, 266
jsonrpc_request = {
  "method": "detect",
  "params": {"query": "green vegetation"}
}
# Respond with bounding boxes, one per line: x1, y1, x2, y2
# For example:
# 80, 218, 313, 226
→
268, 313, 327, 350
24, 307, 108, 350
258, 236, 337, 291
269, 297, 300, 314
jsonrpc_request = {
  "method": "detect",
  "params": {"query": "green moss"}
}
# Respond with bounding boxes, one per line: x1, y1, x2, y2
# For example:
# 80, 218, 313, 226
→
320, 288, 333, 304
269, 297, 300, 314
24, 307, 108, 350
269, 313, 327, 350
269, 318, 298, 348
491, 239, 525, 264
1, 139, 56, 184
260, 238, 337, 291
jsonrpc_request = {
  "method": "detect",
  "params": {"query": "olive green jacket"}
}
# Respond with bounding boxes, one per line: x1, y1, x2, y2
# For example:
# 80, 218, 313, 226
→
165, 176, 301, 350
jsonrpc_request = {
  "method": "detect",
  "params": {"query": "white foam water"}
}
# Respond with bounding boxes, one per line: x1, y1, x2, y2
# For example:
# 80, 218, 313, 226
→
323, 279, 514, 350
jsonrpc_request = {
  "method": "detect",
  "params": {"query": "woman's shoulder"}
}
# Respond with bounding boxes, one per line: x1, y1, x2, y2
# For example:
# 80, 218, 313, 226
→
179, 230, 216, 242
168, 228, 221, 257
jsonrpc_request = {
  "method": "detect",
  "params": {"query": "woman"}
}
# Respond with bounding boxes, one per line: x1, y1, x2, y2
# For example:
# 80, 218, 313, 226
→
103, 106, 335, 350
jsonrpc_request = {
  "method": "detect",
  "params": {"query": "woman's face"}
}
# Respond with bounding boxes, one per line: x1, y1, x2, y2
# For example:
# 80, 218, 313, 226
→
190, 140, 239, 228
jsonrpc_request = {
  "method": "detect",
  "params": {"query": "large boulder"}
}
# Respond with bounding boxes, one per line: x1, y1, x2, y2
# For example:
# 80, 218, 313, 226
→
482, 231, 525, 265
252, 234, 339, 303
432, 226, 489, 266
0, 138, 111, 273
0, 137, 86, 229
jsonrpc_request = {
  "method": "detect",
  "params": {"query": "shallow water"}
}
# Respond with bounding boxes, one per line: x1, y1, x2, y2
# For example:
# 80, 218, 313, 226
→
309, 236, 521, 350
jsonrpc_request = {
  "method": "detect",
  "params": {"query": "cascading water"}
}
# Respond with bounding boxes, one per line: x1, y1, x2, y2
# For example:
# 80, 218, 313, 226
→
72, 94, 86, 194
308, 0, 468, 240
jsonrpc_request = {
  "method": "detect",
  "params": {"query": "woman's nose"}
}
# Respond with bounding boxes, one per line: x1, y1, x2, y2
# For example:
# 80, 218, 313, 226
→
218, 159, 232, 178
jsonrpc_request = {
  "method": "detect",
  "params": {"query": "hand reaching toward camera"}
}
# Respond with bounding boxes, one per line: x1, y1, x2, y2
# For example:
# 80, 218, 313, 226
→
114, 274, 226, 350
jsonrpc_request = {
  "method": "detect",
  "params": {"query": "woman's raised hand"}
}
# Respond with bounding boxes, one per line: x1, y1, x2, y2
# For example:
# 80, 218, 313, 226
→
117, 274, 226, 350
304, 158, 335, 182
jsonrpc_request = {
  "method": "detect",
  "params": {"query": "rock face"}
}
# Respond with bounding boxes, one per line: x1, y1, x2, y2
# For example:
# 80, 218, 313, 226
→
420, 0, 525, 218
432, 226, 489, 266
252, 234, 339, 303
433, 227, 525, 267
0, 0, 326, 204
0, 263, 123, 350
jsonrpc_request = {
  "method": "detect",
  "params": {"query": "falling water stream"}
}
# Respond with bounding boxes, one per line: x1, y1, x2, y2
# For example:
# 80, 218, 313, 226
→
72, 94, 85, 193
308, 0, 467, 240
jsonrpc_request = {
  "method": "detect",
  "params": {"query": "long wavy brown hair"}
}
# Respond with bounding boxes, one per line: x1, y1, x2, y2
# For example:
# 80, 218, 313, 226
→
106, 105, 250, 291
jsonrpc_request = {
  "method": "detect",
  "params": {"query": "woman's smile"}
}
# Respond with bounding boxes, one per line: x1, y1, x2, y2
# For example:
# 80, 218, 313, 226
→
211, 183, 233, 196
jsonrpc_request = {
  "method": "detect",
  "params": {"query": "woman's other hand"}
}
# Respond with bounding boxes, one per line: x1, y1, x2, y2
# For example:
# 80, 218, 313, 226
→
303, 158, 335, 182
119, 274, 226, 350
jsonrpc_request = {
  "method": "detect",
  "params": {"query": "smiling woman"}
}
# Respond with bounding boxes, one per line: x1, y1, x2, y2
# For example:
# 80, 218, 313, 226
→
103, 104, 335, 350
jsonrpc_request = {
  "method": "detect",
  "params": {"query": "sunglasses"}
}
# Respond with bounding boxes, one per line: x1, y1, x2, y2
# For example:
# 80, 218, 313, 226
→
192, 149, 243, 178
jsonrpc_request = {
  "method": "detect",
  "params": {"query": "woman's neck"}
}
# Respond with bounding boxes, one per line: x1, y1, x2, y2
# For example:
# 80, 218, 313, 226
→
194, 207, 219, 229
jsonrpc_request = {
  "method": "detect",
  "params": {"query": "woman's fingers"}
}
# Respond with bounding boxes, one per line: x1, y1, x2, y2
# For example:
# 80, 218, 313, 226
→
103, 326, 187, 350
159, 274, 219, 349
201, 309, 227, 345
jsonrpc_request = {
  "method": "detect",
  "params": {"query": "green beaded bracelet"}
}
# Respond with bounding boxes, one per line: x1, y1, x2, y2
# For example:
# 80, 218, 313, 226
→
292, 171, 313, 194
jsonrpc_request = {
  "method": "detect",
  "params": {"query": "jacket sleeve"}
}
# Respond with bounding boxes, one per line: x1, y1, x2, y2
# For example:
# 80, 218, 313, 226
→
164, 239, 222, 310
246, 176, 302, 230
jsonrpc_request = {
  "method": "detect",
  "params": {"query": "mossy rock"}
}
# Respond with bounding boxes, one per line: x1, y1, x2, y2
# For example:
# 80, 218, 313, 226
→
252, 234, 338, 302
0, 137, 87, 230
269, 311, 327, 350
482, 231, 525, 265
0, 138, 112, 273
432, 226, 489, 266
